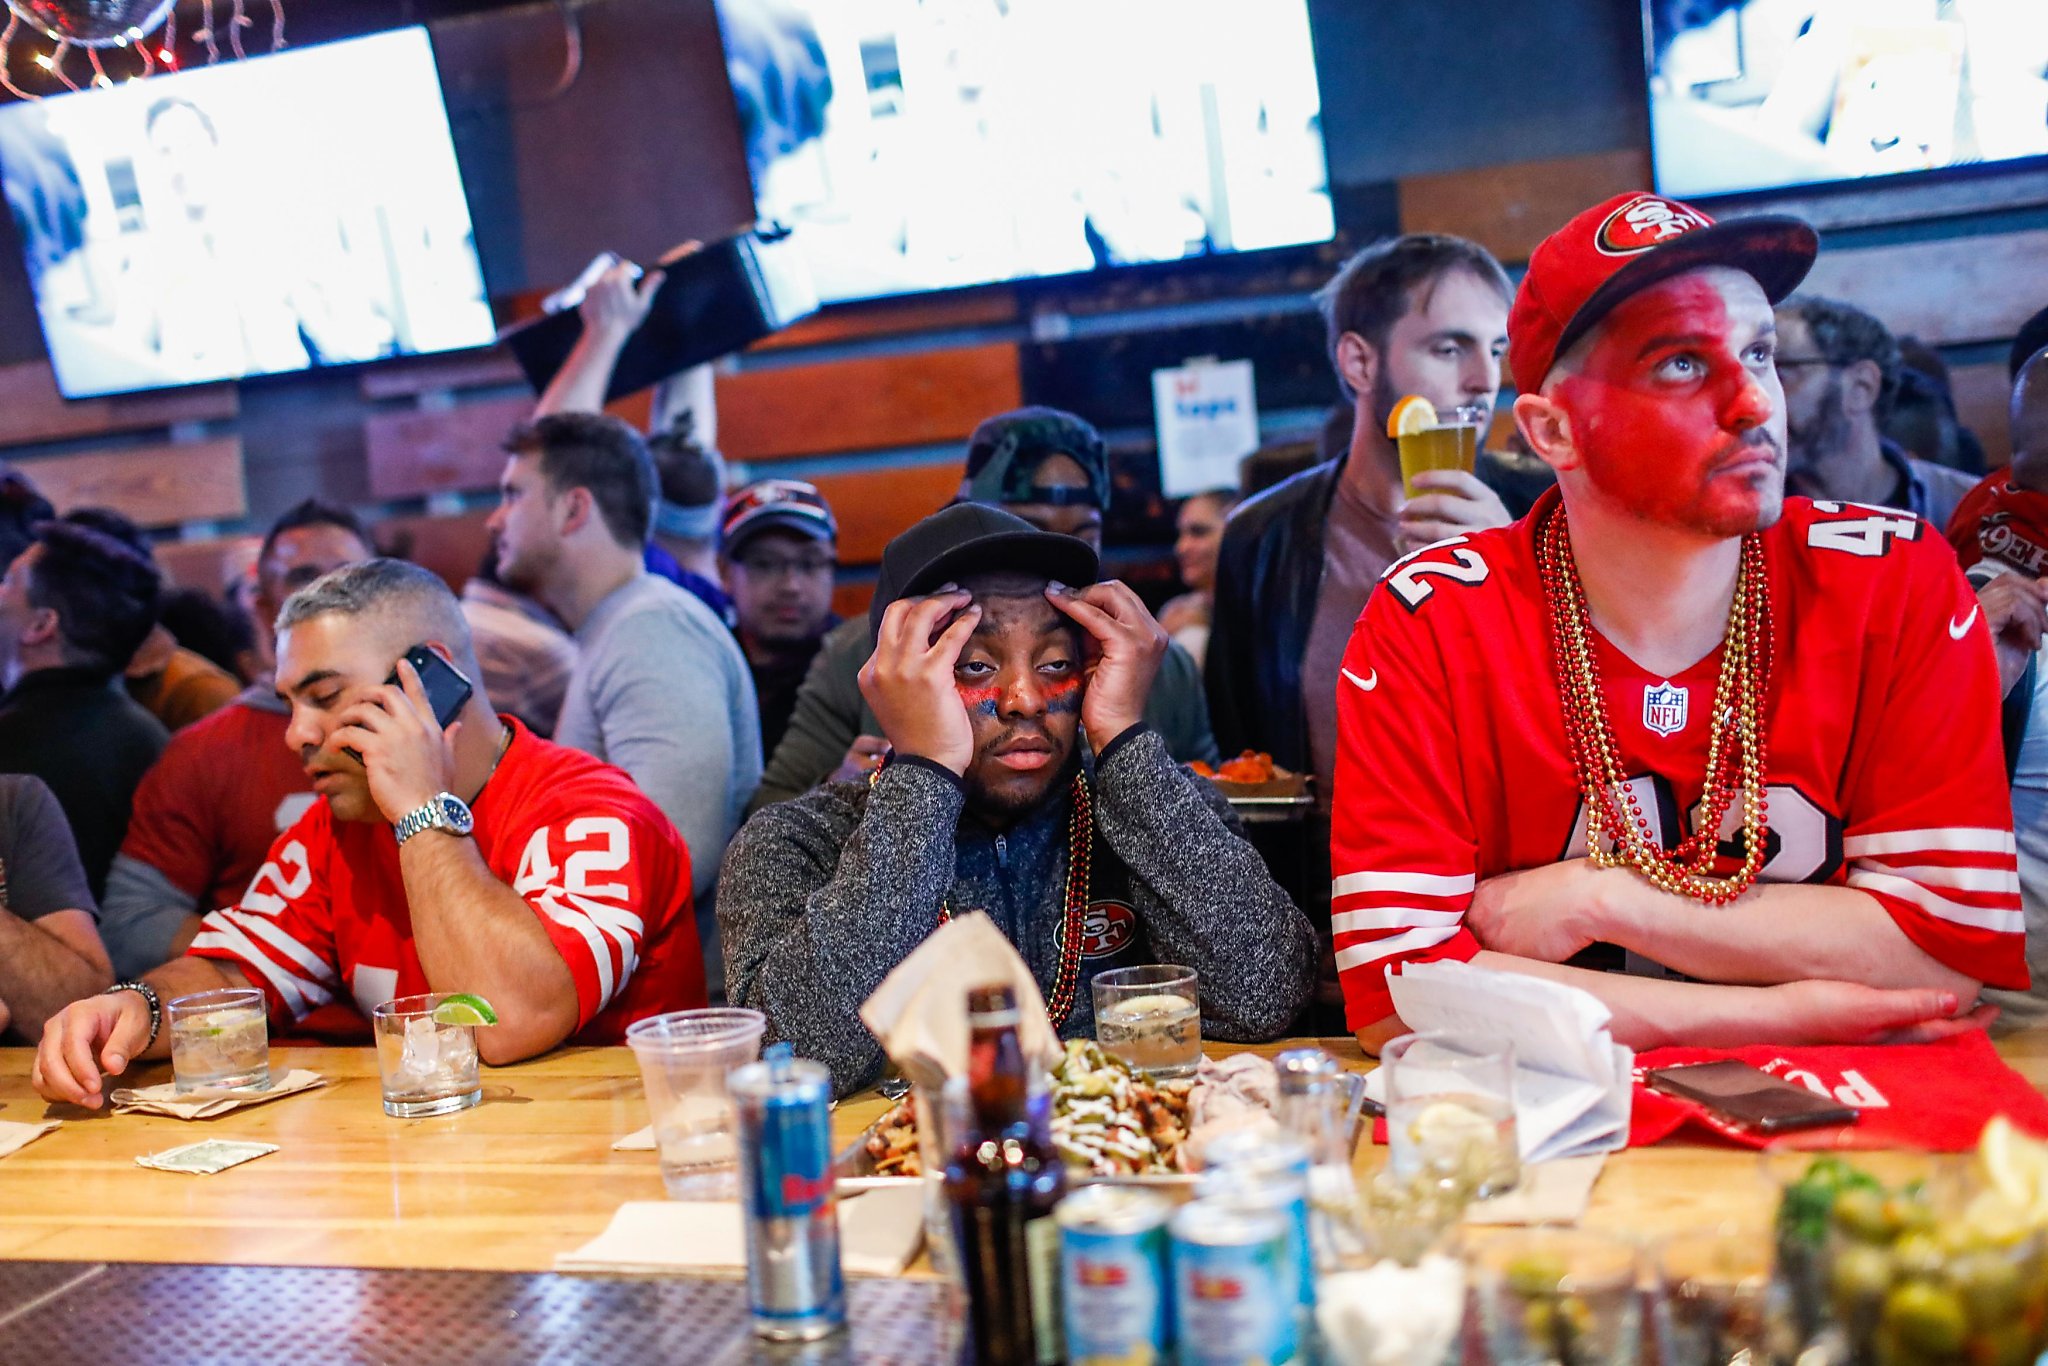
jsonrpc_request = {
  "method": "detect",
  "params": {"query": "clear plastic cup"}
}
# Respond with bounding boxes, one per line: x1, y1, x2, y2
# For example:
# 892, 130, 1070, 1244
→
167, 987, 270, 1093
372, 993, 482, 1118
626, 1008, 767, 1198
1654, 1225, 1794, 1366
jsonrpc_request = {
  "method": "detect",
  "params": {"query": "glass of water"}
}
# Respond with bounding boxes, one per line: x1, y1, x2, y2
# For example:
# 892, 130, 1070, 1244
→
167, 987, 270, 1093
1382, 1031, 1520, 1198
1091, 964, 1201, 1078
372, 993, 482, 1118
625, 1008, 767, 1198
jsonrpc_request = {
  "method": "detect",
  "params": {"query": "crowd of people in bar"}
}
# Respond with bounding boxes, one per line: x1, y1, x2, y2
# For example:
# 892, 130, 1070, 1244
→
6, 189, 2048, 1103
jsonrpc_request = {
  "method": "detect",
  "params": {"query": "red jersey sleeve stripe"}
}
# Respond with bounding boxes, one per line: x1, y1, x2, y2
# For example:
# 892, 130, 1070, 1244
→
213, 908, 343, 988
190, 919, 330, 1019
1845, 869, 2025, 934
1843, 828, 2017, 858
532, 896, 621, 1015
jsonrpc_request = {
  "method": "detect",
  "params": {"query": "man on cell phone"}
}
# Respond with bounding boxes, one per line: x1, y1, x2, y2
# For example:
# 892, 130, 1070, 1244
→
32, 559, 704, 1108
1332, 193, 2026, 1053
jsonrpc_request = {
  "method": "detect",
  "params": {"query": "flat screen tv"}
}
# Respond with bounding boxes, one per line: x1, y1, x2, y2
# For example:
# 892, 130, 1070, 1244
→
0, 26, 494, 399
1646, 0, 2048, 200
713, 0, 1336, 305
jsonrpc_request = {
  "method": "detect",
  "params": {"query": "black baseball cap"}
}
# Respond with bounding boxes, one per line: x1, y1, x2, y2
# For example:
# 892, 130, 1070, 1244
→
869, 503, 1099, 636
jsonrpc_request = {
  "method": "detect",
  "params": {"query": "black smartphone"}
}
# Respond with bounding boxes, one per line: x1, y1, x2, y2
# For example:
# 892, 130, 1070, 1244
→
1645, 1060, 1860, 1134
394, 645, 473, 729
341, 646, 473, 765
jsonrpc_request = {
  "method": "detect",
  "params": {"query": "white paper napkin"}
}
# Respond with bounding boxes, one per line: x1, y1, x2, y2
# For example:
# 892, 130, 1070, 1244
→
1461, 1154, 1607, 1225
859, 912, 1060, 1092
1365, 960, 1632, 1163
0, 1119, 58, 1159
555, 1184, 925, 1275
109, 1069, 327, 1120
612, 1125, 656, 1152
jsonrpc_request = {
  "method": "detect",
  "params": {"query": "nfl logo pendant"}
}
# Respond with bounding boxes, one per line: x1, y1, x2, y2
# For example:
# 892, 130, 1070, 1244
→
1643, 681, 1689, 736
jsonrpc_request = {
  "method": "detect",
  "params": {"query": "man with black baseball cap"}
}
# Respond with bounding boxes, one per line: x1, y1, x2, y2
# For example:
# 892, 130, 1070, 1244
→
749, 405, 1219, 811
1331, 192, 2024, 1053
720, 479, 842, 757
718, 503, 1314, 1096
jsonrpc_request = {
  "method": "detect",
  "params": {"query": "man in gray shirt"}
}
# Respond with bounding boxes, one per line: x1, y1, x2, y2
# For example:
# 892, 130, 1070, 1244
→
0, 773, 112, 1039
487, 414, 760, 993
720, 505, 1314, 1096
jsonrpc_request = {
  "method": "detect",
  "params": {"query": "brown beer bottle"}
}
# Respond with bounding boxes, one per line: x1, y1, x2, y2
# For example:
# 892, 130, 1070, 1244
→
944, 983, 1067, 1366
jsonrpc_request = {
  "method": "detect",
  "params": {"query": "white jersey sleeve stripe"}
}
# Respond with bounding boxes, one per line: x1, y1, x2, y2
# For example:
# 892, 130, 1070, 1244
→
1843, 828, 2018, 858
1331, 907, 1467, 935
533, 892, 620, 1011
1333, 924, 1463, 972
213, 909, 340, 987
190, 922, 324, 1016
1846, 869, 2025, 933
1846, 862, 2020, 895
1332, 870, 1477, 899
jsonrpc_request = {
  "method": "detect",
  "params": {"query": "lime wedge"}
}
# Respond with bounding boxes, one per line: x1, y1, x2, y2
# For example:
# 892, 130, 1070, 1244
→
432, 993, 498, 1026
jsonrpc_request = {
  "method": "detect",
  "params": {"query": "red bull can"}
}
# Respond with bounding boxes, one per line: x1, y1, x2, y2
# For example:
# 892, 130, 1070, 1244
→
1057, 1185, 1172, 1366
730, 1047, 845, 1341
1169, 1197, 1299, 1366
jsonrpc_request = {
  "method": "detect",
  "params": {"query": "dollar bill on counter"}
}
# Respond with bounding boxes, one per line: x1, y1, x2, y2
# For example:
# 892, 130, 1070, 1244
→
135, 1139, 279, 1175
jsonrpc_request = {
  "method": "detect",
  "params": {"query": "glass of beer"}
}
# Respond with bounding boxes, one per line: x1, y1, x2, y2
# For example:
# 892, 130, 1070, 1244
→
1396, 401, 1485, 499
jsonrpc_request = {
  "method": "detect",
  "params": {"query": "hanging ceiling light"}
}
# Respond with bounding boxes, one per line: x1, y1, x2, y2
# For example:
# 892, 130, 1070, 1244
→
3, 1, 177, 48
1, 0, 286, 94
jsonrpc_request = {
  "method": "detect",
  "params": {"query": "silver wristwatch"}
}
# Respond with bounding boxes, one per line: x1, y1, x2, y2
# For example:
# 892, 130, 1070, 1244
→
394, 792, 475, 845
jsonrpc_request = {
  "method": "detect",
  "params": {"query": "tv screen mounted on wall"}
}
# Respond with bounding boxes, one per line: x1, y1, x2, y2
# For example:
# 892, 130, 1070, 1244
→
0, 26, 495, 399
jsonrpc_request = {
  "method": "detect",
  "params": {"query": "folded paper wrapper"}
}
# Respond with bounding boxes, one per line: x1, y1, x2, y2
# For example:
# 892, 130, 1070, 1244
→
0, 1119, 58, 1159
1365, 960, 1633, 1164
556, 1185, 926, 1276
858, 912, 1062, 1094
110, 1069, 327, 1119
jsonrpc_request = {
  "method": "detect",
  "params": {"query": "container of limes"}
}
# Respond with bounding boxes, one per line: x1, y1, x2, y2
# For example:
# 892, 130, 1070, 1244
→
1816, 1166, 2046, 1366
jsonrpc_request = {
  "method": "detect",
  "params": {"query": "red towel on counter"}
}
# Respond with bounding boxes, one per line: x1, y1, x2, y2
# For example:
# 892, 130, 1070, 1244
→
1629, 1033, 2048, 1151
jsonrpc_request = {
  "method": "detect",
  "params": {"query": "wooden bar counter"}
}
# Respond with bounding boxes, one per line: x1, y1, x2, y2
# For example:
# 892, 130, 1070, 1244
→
0, 1035, 2043, 1275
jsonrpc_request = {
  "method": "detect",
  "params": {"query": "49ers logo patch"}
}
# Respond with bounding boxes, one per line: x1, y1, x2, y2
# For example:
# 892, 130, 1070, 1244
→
1056, 900, 1139, 960
1595, 195, 1713, 256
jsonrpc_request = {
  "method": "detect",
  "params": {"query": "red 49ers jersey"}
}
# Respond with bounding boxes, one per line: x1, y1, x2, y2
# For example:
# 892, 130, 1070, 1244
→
190, 719, 705, 1040
1332, 489, 2025, 1028
1945, 473, 2048, 578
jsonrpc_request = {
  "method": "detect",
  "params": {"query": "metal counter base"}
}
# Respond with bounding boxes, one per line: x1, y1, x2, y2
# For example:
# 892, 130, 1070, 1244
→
0, 1261, 951, 1365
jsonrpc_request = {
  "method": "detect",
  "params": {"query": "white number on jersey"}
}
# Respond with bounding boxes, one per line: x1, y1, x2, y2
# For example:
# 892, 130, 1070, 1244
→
241, 839, 312, 916
1562, 778, 1840, 886
1383, 537, 1491, 611
1806, 505, 1921, 558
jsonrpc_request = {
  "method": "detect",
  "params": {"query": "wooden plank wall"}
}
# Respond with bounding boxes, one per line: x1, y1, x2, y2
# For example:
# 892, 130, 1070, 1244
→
0, 149, 2036, 621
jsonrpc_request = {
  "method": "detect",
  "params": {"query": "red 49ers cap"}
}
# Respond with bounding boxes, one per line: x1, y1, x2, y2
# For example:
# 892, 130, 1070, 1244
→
1507, 191, 1817, 397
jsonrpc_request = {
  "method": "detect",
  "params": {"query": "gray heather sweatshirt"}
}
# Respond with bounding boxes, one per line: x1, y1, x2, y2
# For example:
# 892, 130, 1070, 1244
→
718, 724, 1317, 1096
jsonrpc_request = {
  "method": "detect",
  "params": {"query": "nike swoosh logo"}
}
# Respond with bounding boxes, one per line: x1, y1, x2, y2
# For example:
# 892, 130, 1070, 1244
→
1342, 667, 1379, 692
1950, 606, 1980, 640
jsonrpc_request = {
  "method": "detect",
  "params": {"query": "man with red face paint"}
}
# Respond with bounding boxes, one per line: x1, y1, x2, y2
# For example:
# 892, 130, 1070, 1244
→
1331, 192, 2026, 1054
718, 504, 1315, 1096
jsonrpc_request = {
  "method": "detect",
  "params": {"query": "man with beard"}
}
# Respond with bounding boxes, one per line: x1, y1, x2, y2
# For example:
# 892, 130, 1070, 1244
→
1333, 193, 2024, 1052
1205, 234, 1529, 1019
718, 504, 1315, 1096
1775, 295, 1976, 530
485, 413, 759, 996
